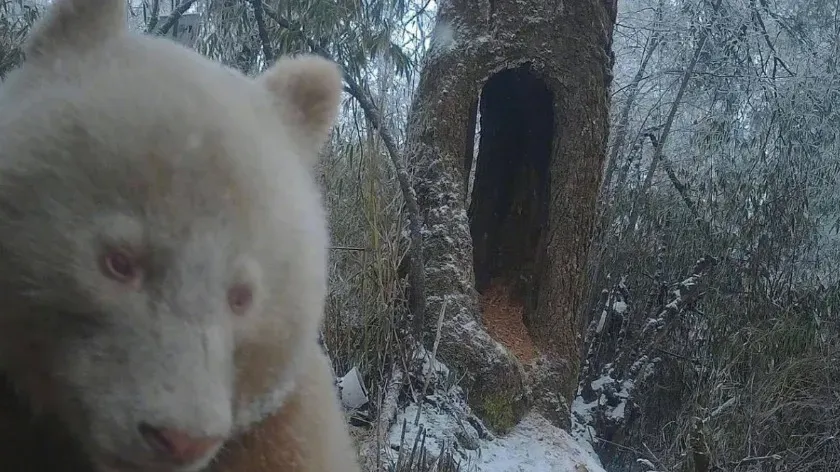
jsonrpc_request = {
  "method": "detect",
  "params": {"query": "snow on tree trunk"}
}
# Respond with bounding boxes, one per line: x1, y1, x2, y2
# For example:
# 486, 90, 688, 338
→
405, 0, 616, 433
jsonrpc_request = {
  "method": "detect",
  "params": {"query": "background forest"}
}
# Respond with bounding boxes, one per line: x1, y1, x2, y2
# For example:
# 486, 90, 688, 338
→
2, 0, 839, 471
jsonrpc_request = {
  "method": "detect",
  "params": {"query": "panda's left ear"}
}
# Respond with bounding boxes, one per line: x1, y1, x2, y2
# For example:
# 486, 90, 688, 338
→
25, 0, 127, 61
257, 55, 343, 162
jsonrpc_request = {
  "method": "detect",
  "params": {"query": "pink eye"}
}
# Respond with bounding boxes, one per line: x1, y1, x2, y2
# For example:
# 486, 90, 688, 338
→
228, 284, 253, 315
102, 250, 140, 284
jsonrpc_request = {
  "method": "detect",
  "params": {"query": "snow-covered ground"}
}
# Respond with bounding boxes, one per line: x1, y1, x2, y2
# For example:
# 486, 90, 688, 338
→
338, 345, 606, 471
365, 348, 606, 472
387, 403, 606, 472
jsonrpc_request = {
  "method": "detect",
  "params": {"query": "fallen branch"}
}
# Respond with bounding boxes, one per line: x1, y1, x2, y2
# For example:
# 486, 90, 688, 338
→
414, 297, 448, 426
359, 365, 405, 472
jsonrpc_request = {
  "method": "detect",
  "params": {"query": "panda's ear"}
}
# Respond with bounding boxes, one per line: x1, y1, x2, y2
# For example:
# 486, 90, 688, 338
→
25, 0, 127, 60
257, 55, 343, 162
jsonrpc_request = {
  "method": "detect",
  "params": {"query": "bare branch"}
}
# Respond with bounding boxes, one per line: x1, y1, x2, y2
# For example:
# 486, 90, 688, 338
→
154, 0, 198, 36
144, 0, 161, 33
358, 365, 405, 471
249, 0, 273, 64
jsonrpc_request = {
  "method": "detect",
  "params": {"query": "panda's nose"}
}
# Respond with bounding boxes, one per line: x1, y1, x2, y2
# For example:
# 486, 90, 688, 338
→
138, 422, 224, 465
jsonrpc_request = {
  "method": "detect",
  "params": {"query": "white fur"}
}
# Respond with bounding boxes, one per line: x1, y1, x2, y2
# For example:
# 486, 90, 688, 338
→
233, 379, 299, 434
0, 0, 344, 470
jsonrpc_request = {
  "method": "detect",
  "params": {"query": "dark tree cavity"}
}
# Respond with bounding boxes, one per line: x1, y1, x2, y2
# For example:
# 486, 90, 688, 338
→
469, 64, 554, 324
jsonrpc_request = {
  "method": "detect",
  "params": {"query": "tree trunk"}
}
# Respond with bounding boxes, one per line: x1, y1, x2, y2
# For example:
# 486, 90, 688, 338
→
404, 0, 615, 432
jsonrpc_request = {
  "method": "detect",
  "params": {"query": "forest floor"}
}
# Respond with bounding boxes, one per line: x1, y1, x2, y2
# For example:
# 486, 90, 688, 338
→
388, 403, 605, 472
479, 283, 539, 363
381, 350, 606, 472
375, 292, 605, 472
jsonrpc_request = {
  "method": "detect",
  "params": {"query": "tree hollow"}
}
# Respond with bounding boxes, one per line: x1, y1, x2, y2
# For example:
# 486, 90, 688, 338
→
468, 64, 554, 362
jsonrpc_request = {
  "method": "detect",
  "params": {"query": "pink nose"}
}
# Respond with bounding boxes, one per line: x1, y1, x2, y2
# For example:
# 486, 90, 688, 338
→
138, 423, 223, 465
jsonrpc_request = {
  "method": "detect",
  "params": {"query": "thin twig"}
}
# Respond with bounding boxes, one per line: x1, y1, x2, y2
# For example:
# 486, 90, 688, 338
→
414, 297, 448, 426
330, 245, 367, 252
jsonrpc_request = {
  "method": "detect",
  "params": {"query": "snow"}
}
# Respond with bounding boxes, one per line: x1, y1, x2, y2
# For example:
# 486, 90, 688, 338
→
590, 373, 614, 391
387, 404, 606, 472
413, 345, 451, 379
573, 370, 640, 441
381, 345, 606, 471
471, 414, 605, 472
596, 299, 628, 334
606, 400, 625, 420
429, 19, 458, 55
571, 395, 598, 444
383, 346, 606, 471
595, 310, 608, 333
636, 458, 658, 471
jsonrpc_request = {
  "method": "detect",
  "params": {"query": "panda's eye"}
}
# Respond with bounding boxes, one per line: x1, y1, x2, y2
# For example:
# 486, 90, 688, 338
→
102, 250, 142, 286
227, 284, 253, 315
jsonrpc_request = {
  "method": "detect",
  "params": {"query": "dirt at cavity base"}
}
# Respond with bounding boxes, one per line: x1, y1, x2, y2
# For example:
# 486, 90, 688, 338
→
479, 283, 538, 363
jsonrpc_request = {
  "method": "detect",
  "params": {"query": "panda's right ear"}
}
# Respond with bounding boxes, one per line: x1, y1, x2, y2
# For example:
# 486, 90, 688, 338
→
25, 0, 127, 60
257, 55, 343, 166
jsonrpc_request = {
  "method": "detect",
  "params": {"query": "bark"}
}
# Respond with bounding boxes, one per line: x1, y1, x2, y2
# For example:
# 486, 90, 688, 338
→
405, 0, 615, 432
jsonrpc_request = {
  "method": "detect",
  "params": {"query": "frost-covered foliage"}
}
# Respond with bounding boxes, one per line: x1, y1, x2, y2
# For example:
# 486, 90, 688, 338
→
0, 0, 39, 79
583, 0, 840, 470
